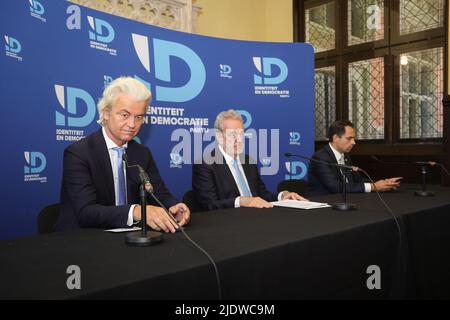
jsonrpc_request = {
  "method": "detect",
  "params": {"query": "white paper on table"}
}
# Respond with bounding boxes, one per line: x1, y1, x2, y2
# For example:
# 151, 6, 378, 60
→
271, 199, 331, 210
104, 227, 142, 233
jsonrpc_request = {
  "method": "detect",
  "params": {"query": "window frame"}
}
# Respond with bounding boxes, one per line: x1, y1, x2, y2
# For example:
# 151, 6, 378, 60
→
295, 0, 447, 154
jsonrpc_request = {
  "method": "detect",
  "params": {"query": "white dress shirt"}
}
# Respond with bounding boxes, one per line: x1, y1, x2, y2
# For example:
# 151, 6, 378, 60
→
218, 145, 284, 207
102, 127, 136, 226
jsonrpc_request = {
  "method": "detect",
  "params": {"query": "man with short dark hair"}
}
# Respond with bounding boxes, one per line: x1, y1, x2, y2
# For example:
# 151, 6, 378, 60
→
308, 120, 402, 195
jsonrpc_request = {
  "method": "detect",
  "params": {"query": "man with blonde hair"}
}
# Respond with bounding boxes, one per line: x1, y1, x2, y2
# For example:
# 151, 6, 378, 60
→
56, 76, 190, 232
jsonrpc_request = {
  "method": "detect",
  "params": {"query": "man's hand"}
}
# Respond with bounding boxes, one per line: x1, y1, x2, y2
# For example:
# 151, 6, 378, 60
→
372, 177, 403, 192
281, 191, 308, 201
239, 196, 273, 208
133, 205, 180, 233
169, 203, 191, 227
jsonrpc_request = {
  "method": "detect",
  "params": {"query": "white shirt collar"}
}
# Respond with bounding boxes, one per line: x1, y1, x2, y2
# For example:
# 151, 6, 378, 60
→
218, 144, 238, 164
102, 127, 128, 150
329, 143, 344, 162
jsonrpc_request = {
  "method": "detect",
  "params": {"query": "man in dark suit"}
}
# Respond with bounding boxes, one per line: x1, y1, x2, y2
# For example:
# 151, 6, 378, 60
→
55, 77, 190, 232
192, 109, 306, 211
308, 120, 402, 195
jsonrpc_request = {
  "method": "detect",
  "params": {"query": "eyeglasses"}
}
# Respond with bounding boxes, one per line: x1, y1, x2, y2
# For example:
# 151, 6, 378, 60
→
221, 129, 244, 140
117, 112, 145, 123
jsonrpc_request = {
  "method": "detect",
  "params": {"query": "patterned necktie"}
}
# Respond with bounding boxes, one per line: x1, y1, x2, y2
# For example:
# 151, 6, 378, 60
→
231, 158, 252, 197
338, 154, 345, 165
338, 154, 349, 183
112, 147, 126, 205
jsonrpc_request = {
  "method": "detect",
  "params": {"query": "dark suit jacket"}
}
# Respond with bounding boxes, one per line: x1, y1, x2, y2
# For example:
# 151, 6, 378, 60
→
192, 150, 276, 211
307, 144, 369, 196
55, 129, 178, 231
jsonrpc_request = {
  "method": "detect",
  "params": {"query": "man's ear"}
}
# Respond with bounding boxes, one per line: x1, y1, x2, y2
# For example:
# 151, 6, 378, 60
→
332, 134, 338, 142
103, 107, 111, 121
215, 130, 223, 140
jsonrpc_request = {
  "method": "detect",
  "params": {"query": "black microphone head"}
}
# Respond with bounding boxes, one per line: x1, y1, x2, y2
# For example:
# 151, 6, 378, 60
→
122, 152, 128, 164
284, 152, 292, 157
144, 181, 154, 193
138, 166, 151, 183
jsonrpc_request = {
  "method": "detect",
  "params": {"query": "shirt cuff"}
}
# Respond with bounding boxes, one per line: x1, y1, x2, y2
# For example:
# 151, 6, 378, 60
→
278, 191, 287, 200
127, 204, 138, 226
234, 197, 241, 208
364, 183, 372, 193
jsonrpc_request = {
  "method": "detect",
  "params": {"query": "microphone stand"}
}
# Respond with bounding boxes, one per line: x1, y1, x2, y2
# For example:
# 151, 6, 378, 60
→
332, 167, 356, 211
124, 164, 163, 246
371, 156, 435, 197
284, 152, 357, 211
415, 164, 435, 197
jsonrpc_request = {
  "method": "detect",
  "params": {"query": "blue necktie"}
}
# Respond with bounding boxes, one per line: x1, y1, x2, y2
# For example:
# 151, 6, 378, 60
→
112, 147, 126, 205
231, 159, 252, 197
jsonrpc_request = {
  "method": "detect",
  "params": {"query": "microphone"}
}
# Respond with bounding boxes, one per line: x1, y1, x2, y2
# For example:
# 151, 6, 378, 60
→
284, 152, 357, 171
371, 155, 436, 167
370, 155, 436, 197
285, 152, 356, 210
122, 151, 163, 246
123, 153, 154, 193
287, 155, 405, 288
123, 152, 182, 230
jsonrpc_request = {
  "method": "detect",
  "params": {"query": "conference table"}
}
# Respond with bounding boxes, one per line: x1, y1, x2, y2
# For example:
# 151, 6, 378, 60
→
1, 184, 449, 300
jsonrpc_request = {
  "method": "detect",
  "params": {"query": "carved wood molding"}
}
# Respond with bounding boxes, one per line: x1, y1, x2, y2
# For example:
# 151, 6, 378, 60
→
69, 0, 201, 33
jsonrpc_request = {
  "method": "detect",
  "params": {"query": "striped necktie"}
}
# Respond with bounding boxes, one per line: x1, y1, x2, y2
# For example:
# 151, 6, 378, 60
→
231, 158, 252, 197
112, 147, 126, 205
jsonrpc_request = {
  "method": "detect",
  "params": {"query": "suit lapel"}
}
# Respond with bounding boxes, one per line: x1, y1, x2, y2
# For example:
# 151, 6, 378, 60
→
217, 154, 241, 196
124, 141, 140, 202
343, 154, 352, 166
240, 155, 255, 196
89, 129, 116, 205
324, 144, 344, 179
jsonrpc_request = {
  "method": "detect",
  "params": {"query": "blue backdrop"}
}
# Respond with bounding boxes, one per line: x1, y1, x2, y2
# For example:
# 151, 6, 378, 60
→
0, 0, 314, 240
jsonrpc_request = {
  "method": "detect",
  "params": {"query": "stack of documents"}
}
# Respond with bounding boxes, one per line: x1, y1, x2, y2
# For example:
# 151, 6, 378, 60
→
105, 227, 141, 233
271, 199, 331, 210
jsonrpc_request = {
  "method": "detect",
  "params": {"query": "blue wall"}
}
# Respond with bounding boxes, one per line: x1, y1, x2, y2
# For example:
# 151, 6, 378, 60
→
0, 0, 314, 239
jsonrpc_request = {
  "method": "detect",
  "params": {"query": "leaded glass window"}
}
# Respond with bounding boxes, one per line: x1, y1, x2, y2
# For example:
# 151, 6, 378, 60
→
305, 2, 335, 53
348, 57, 385, 139
348, 0, 384, 45
400, 47, 443, 139
315, 66, 336, 140
400, 0, 444, 35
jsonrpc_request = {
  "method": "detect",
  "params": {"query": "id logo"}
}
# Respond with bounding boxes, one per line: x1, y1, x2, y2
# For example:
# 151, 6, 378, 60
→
87, 16, 117, 55
104, 75, 113, 88
55, 85, 96, 142
253, 57, 288, 85
24, 151, 47, 183
4, 36, 23, 61
29, 0, 46, 22
219, 64, 232, 79
132, 33, 206, 103
253, 57, 290, 98
285, 161, 307, 180
236, 110, 252, 129
170, 153, 183, 168
289, 132, 301, 145
237, 109, 253, 138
